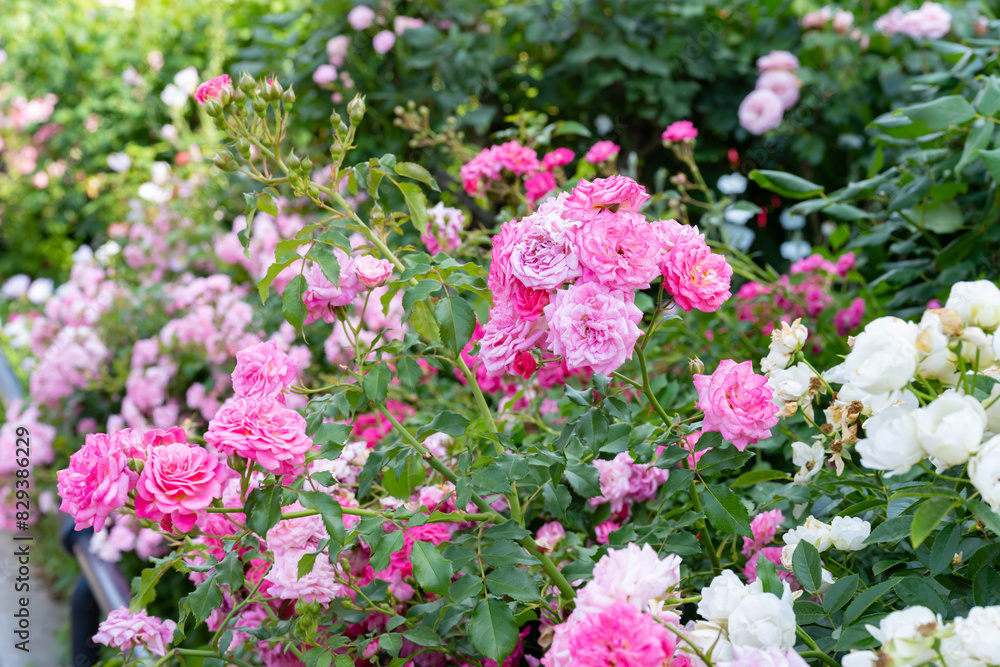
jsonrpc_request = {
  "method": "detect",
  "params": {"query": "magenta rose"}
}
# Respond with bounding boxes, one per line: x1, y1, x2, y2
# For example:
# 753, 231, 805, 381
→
57, 432, 137, 531
232, 339, 299, 401
205, 397, 313, 476
563, 176, 650, 223
584, 140, 621, 164
662, 120, 699, 143
134, 443, 225, 533
693, 360, 779, 451
543, 281, 643, 376
510, 280, 550, 321
576, 211, 663, 291
512, 351, 539, 379
541, 148, 574, 170
525, 171, 556, 202
661, 236, 733, 312
478, 307, 547, 377
354, 255, 394, 288
193, 74, 232, 105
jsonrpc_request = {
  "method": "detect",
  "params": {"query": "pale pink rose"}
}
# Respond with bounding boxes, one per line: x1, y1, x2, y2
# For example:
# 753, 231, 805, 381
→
313, 64, 338, 84
422, 203, 465, 255
546, 601, 676, 667
756, 70, 801, 111
134, 443, 226, 533
479, 307, 547, 377
563, 175, 650, 223
266, 501, 326, 550
542, 148, 574, 170
394, 16, 425, 34
373, 30, 396, 54
694, 360, 779, 451
508, 195, 582, 291
525, 171, 556, 202
265, 548, 347, 606
205, 397, 313, 476
57, 432, 137, 531
902, 2, 951, 39
591, 453, 635, 514
653, 218, 705, 253
347, 5, 375, 30
232, 339, 299, 400
576, 211, 663, 291
720, 645, 808, 667
801, 7, 831, 29
543, 281, 643, 376
660, 237, 733, 312
326, 35, 351, 66
739, 89, 784, 135
662, 120, 699, 143
193, 74, 232, 105
303, 253, 361, 323
832, 10, 854, 34
594, 520, 619, 544
875, 7, 907, 35
354, 255, 393, 288
94, 607, 176, 657
756, 50, 799, 72
584, 140, 620, 164
535, 521, 565, 553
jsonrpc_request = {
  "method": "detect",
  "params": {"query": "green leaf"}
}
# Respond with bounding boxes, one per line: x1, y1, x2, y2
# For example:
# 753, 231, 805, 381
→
435, 291, 476, 354
410, 540, 454, 594
911, 498, 959, 548
469, 598, 518, 664
130, 560, 172, 612
699, 484, 752, 537
823, 574, 859, 614
297, 551, 318, 579
565, 463, 602, 498
484, 521, 532, 541
187, 575, 223, 623
485, 567, 541, 602
313, 242, 342, 285
370, 530, 405, 573
215, 550, 245, 590
959, 121, 994, 172
864, 516, 912, 544
382, 456, 426, 499
843, 579, 898, 626
902, 201, 964, 234
792, 540, 823, 593
968, 500, 1000, 535
299, 491, 347, 544
394, 162, 439, 191
257, 192, 279, 217
899, 95, 976, 130
379, 633, 402, 657
402, 626, 443, 647
282, 274, 307, 331
397, 182, 429, 234
245, 484, 284, 537
929, 523, 961, 576
448, 574, 484, 602
977, 76, 1000, 117
258, 259, 295, 303
756, 552, 783, 596
979, 147, 1000, 183
402, 279, 441, 318
732, 469, 792, 488
397, 357, 422, 391
363, 361, 392, 405
974, 568, 1000, 606
748, 170, 824, 199
417, 411, 470, 437
239, 192, 258, 257
896, 577, 949, 618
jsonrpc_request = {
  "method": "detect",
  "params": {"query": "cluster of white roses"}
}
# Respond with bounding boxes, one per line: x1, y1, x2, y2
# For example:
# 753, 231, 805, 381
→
761, 318, 820, 419
779, 515, 871, 585
788, 280, 1000, 512
842, 604, 1000, 667
680, 570, 801, 664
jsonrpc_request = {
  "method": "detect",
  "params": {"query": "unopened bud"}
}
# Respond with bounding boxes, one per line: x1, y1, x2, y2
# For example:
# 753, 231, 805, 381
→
218, 85, 233, 107
269, 79, 284, 100
232, 87, 246, 104
287, 151, 301, 170
235, 138, 252, 159
204, 96, 223, 117
299, 156, 313, 174
329, 110, 342, 127
689, 357, 705, 375
213, 151, 238, 172
251, 96, 267, 115
347, 94, 366, 125
238, 71, 255, 93
282, 86, 296, 106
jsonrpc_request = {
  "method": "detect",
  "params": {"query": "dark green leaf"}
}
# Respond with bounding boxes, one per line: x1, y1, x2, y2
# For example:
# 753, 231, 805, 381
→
792, 540, 823, 593
435, 291, 476, 354
748, 170, 824, 199
899, 95, 976, 129
732, 469, 792, 488
418, 411, 470, 437
485, 567, 541, 602
843, 579, 899, 626
469, 598, 518, 664
410, 540, 454, 594
699, 484, 752, 537
363, 362, 392, 405
282, 274, 307, 331
823, 574, 859, 614
246, 484, 283, 537
911, 498, 959, 548
299, 490, 347, 544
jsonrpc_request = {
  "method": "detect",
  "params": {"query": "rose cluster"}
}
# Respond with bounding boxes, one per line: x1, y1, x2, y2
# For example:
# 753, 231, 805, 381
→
480, 175, 734, 378
739, 51, 802, 135
874, 2, 951, 40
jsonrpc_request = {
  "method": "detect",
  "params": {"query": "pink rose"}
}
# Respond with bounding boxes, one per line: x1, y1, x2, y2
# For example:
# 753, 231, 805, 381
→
507, 196, 582, 291
303, 253, 361, 323
563, 175, 650, 223
478, 307, 547, 377
541, 148, 574, 170
373, 30, 396, 54
584, 140, 620, 164
662, 120, 699, 143
525, 171, 556, 202
205, 397, 313, 476
355, 255, 394, 288
233, 339, 299, 400
576, 211, 663, 291
535, 521, 565, 552
543, 281, 643, 376
738, 89, 784, 135
511, 351, 539, 379
594, 520, 619, 544
313, 64, 338, 85
801, 7, 831, 29
347, 5, 375, 30
134, 443, 226, 532
495, 141, 540, 176
693, 360, 779, 451
193, 74, 232, 105
57, 432, 137, 531
510, 280, 550, 321
140, 427, 187, 457
660, 237, 733, 312
755, 70, 801, 111
833, 297, 866, 336
756, 50, 800, 72
550, 601, 676, 667
743, 508, 786, 557
94, 607, 176, 657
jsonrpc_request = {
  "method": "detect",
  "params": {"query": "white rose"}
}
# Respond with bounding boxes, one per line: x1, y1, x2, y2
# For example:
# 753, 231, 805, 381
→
867, 606, 943, 664
954, 606, 1000, 662
762, 349, 791, 375
916, 310, 958, 381
969, 436, 1000, 514
938, 633, 982, 667
840, 651, 878, 667
697, 569, 748, 624
983, 385, 1000, 437
830, 516, 871, 551
26, 278, 54, 304
782, 516, 834, 552
684, 621, 735, 665
780, 543, 796, 571
768, 363, 816, 405
770, 319, 809, 356
855, 406, 924, 476
915, 390, 987, 467
727, 589, 797, 649
959, 326, 996, 366
946, 280, 1000, 331
818, 568, 835, 594
825, 317, 919, 394
1, 274, 30, 299
791, 441, 825, 484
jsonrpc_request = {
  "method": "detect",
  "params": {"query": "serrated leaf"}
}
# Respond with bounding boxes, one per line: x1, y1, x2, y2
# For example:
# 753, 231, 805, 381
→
564, 463, 602, 498
843, 579, 898, 626
363, 362, 392, 405
397, 181, 429, 235
313, 242, 342, 285
864, 516, 912, 544
297, 551, 318, 579
469, 598, 518, 664
485, 567, 541, 602
792, 540, 823, 593
299, 491, 347, 544
258, 259, 295, 303
410, 540, 454, 594
911, 497, 959, 548
397, 356, 422, 391
929, 523, 961, 576
435, 290, 476, 354
246, 484, 284, 537
282, 274, 307, 331
188, 575, 224, 623
215, 550, 245, 589
402, 279, 441, 318
823, 574, 859, 614
699, 484, 752, 537
448, 574, 484, 602
395, 162, 439, 191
